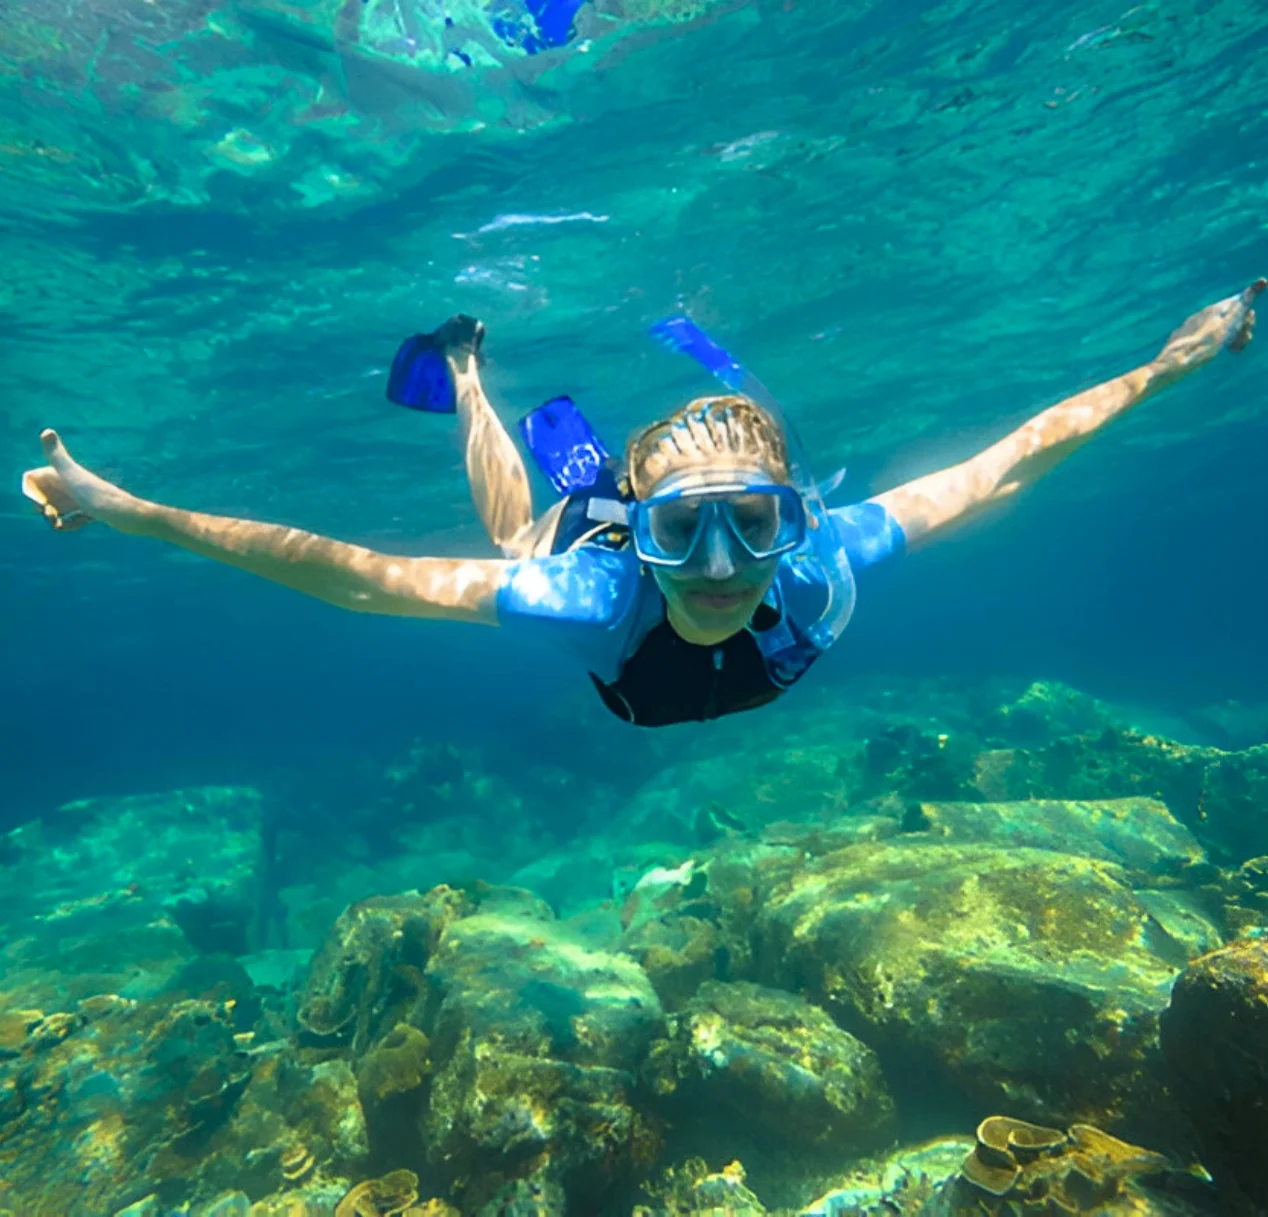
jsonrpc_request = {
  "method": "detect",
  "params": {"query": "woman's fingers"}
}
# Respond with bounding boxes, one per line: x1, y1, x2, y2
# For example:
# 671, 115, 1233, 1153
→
1227, 278, 1265, 353
21, 464, 95, 531
1159, 278, 1266, 368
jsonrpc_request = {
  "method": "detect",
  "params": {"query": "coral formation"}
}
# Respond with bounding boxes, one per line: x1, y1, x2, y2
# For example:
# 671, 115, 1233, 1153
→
5, 677, 1268, 1212
931, 1116, 1207, 1215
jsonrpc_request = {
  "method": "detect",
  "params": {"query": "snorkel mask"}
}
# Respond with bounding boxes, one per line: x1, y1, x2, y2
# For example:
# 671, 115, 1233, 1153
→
642, 318, 856, 651
627, 473, 807, 568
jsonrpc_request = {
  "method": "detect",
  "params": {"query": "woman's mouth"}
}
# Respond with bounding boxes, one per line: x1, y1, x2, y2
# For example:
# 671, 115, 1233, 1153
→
687, 589, 749, 612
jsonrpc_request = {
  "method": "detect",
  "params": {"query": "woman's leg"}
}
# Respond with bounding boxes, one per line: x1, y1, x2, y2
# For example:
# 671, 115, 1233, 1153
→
450, 354, 542, 558
432, 316, 568, 559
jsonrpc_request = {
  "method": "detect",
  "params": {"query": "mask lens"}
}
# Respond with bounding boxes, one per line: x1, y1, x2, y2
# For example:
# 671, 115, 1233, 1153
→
646, 496, 704, 560
635, 484, 805, 565
726, 492, 782, 554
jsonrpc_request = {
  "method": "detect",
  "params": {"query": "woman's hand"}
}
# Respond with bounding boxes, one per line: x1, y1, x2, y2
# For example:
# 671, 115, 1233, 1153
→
21, 429, 147, 533
1156, 278, 1265, 372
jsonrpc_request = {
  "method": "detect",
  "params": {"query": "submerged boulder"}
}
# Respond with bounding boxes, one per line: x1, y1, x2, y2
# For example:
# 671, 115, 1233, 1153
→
751, 839, 1222, 1128
1160, 936, 1268, 1214
907, 796, 1206, 875
423, 907, 665, 1211
802, 1118, 1212, 1217
966, 731, 1268, 865
296, 887, 472, 1052
295, 883, 665, 1212
635, 1157, 767, 1216
644, 980, 895, 1206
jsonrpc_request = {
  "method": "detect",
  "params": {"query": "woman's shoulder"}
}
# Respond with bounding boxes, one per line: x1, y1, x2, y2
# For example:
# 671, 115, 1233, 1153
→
829, 500, 907, 570
497, 543, 647, 626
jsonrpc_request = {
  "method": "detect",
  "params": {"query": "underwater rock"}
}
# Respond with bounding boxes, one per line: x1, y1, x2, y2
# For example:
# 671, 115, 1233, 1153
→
855, 723, 979, 804
0, 785, 264, 1011
296, 887, 473, 1052
0, 936, 372, 1214
681, 1166, 765, 1214
618, 859, 736, 1011
1160, 936, 1268, 1214
622, 910, 729, 1013
800, 1137, 974, 1216
906, 796, 1206, 875
422, 907, 665, 1210
751, 839, 1221, 1128
965, 730, 1268, 864
617, 839, 835, 1011
643, 980, 896, 1200
617, 741, 862, 843
635, 1157, 767, 1216
0, 992, 253, 1213
296, 883, 665, 1210
1215, 855, 1268, 939
992, 680, 1116, 745
803, 1118, 1211, 1216
181, 1048, 369, 1203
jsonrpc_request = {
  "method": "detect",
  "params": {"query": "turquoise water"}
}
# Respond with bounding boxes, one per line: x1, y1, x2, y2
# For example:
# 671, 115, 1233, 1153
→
4, 2, 1268, 812
3, 2, 1268, 1214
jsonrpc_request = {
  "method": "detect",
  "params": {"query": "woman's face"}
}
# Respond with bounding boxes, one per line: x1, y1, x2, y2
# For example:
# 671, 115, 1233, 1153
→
646, 468, 785, 645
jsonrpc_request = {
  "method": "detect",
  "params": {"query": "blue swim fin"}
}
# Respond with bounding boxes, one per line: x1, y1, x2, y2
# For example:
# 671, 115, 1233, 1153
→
518, 395, 615, 496
386, 316, 484, 413
387, 332, 456, 413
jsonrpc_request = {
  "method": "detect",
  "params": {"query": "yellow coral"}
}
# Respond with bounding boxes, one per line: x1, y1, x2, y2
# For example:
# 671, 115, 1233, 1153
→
279, 1144, 315, 1182
336, 1170, 420, 1217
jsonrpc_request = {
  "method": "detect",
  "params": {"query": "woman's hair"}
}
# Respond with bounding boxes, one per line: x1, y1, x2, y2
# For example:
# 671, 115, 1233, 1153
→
625, 394, 790, 498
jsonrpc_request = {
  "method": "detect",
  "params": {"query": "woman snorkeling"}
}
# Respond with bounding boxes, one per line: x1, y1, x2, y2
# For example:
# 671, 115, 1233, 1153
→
23, 279, 1263, 727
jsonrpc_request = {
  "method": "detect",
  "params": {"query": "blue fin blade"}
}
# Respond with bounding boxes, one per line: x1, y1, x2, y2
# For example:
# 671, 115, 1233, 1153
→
518, 395, 613, 495
386, 333, 457, 413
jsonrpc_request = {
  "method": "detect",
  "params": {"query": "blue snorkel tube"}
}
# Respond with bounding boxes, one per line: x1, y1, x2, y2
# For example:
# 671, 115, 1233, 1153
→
649, 316, 856, 653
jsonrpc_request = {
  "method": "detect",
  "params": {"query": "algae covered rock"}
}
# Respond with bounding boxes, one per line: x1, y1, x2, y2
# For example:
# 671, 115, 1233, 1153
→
297, 887, 472, 1052
752, 839, 1221, 1127
644, 980, 895, 1177
1160, 936, 1268, 1214
801, 1137, 974, 1216
619, 858, 738, 1011
423, 907, 665, 1210
295, 883, 666, 1212
636, 1157, 767, 1216
965, 730, 1268, 865
908, 796, 1206, 875
0, 992, 252, 1214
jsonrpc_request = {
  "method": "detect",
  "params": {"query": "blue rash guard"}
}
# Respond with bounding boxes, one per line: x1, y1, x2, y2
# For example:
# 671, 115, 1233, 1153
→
496, 500, 906, 726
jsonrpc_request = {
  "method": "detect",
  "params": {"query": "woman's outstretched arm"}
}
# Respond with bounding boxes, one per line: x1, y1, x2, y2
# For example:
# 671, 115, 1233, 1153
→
21, 429, 506, 623
871, 279, 1265, 548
